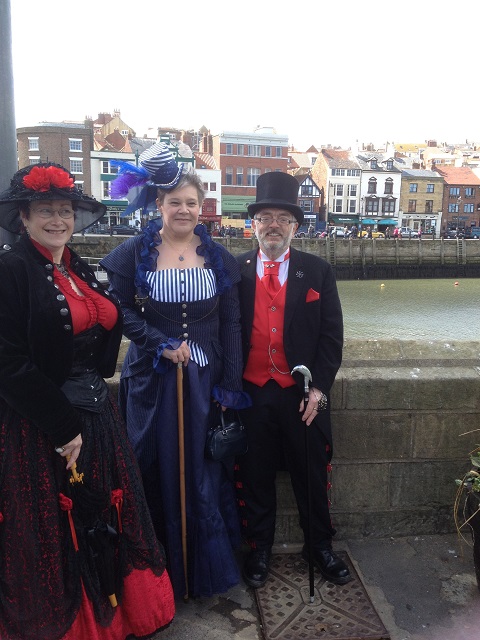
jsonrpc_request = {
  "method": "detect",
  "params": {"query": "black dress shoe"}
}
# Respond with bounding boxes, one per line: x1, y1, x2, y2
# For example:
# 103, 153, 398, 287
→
302, 546, 352, 585
243, 549, 271, 588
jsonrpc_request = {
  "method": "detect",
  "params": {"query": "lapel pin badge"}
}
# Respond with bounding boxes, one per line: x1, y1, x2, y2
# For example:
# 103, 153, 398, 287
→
296, 270, 304, 278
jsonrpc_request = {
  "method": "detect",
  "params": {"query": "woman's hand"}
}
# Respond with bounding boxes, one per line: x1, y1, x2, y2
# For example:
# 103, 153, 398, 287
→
163, 341, 191, 367
56, 434, 82, 469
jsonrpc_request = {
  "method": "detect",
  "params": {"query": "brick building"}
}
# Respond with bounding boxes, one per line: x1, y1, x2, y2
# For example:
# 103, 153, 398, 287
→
434, 165, 480, 234
17, 122, 94, 194
201, 126, 289, 219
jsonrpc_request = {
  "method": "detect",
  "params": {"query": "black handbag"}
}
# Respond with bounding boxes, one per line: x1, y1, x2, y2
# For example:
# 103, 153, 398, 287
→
205, 408, 248, 461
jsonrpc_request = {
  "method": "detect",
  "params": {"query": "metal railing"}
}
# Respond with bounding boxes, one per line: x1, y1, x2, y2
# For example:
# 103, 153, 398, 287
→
81, 256, 108, 283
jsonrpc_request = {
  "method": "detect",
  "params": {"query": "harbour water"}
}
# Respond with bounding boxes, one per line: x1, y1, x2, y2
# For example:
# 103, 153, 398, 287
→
338, 278, 480, 341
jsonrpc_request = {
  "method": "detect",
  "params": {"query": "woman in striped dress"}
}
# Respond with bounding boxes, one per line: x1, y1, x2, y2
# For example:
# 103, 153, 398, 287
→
101, 151, 249, 599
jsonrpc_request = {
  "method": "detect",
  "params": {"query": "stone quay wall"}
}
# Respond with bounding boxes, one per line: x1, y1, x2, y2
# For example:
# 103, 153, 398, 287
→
70, 235, 480, 280
107, 338, 480, 543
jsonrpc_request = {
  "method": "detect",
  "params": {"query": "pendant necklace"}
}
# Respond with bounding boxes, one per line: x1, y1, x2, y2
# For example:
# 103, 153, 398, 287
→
53, 261, 71, 279
161, 233, 194, 261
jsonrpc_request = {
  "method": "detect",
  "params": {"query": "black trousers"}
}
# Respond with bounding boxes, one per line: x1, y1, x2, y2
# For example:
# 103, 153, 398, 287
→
237, 379, 336, 551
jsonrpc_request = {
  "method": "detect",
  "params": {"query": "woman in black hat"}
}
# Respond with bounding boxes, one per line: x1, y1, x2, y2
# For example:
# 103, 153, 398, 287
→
100, 142, 250, 599
0, 163, 174, 640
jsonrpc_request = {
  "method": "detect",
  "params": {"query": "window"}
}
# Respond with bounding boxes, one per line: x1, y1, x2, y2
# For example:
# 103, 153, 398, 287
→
366, 198, 379, 213
370, 159, 378, 169
465, 187, 475, 197
70, 159, 83, 174
29, 156, 40, 165
247, 167, 260, 186
275, 147, 282, 157
247, 145, 261, 157
334, 184, 343, 196
226, 143, 233, 155
426, 183, 435, 193
408, 200, 416, 212
349, 200, 357, 213
331, 168, 345, 176
409, 183, 418, 193
384, 178, 393, 194
449, 187, 460, 197
69, 138, 82, 151
448, 203, 459, 213
225, 166, 233, 185
121, 130, 129, 136
299, 200, 312, 212
265, 146, 271, 157
203, 182, 208, 191
368, 178, 377, 194
28, 137, 39, 151
237, 144, 244, 156
102, 182, 110, 198
464, 203, 474, 213
334, 199, 343, 213
347, 169, 360, 177
101, 161, 118, 174
348, 184, 357, 197
210, 182, 216, 192
425, 200, 433, 213
75, 182, 84, 193
301, 184, 313, 196
386, 160, 393, 170
236, 167, 243, 186
383, 199, 396, 213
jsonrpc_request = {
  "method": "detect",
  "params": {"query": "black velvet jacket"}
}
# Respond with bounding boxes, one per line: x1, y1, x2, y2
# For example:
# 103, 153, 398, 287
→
0, 236, 123, 446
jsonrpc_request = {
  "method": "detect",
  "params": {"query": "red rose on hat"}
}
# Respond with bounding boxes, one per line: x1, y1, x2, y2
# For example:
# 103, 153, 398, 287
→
22, 166, 74, 192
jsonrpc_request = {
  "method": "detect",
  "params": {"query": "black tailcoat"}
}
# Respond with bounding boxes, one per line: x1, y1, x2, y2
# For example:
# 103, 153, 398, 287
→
237, 246, 343, 446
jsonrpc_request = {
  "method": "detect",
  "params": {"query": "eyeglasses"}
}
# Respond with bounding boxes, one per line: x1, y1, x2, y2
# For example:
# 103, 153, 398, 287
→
254, 215, 296, 226
31, 206, 75, 219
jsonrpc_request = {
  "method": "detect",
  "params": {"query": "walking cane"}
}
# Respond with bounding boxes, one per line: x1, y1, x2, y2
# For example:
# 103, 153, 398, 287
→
291, 365, 315, 603
176, 362, 189, 601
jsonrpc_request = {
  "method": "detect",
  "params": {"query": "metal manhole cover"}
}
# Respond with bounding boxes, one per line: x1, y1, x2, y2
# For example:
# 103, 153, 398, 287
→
254, 551, 390, 640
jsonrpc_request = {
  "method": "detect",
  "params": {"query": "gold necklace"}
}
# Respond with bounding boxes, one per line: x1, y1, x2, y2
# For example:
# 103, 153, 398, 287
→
161, 233, 194, 262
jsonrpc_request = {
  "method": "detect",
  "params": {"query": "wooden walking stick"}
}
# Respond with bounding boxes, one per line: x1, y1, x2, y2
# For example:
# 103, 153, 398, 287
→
176, 362, 189, 601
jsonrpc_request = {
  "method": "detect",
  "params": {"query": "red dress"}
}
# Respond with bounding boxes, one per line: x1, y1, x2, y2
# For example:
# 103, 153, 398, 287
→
0, 241, 175, 640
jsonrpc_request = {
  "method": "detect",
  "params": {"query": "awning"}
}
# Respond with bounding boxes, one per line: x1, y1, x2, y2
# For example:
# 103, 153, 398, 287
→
361, 218, 377, 225
329, 215, 359, 224
378, 219, 398, 225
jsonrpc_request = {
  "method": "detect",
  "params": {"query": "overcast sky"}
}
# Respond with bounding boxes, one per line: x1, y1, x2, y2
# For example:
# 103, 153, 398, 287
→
10, 0, 480, 151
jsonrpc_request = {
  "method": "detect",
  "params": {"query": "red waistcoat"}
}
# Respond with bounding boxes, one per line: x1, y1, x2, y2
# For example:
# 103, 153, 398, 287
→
243, 275, 295, 388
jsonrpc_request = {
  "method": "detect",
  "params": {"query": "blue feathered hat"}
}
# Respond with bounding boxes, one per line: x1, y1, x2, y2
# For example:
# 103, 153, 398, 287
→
110, 142, 184, 217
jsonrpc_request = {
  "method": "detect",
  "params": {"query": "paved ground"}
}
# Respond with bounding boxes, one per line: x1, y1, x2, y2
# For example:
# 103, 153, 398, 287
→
148, 534, 479, 640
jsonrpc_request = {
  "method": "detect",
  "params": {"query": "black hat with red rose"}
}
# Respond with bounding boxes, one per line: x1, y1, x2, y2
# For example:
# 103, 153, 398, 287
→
0, 163, 107, 234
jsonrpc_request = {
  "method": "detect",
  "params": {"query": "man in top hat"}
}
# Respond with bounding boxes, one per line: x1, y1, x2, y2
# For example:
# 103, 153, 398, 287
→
236, 171, 351, 588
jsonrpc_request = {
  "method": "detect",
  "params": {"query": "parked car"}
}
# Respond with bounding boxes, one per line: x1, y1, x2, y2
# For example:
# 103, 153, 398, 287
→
399, 227, 419, 238
360, 230, 385, 239
444, 229, 465, 239
111, 224, 140, 235
465, 227, 480, 239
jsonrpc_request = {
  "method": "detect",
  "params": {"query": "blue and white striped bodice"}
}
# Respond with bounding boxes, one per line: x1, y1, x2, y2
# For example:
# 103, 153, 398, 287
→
146, 267, 217, 366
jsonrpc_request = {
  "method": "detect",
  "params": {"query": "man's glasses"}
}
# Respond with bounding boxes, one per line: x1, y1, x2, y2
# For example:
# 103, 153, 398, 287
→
31, 206, 75, 219
254, 215, 296, 226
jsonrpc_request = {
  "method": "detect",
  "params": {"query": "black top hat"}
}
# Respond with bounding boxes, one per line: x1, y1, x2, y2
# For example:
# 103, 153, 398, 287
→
0, 163, 107, 234
247, 172, 304, 224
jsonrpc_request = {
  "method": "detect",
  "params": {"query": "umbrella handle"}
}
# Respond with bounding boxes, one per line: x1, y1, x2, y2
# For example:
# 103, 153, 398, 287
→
177, 363, 189, 601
